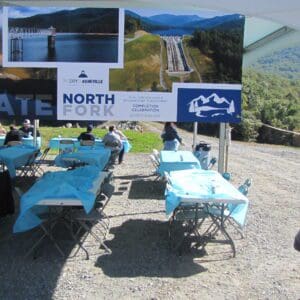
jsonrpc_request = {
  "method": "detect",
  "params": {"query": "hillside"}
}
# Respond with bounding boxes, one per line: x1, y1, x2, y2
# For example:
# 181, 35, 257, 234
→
235, 68, 300, 139
109, 34, 161, 91
125, 10, 244, 35
9, 8, 119, 33
251, 45, 300, 79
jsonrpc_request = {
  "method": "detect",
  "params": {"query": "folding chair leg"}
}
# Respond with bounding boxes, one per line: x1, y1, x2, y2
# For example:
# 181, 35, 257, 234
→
25, 224, 65, 258
62, 219, 89, 260
78, 220, 111, 254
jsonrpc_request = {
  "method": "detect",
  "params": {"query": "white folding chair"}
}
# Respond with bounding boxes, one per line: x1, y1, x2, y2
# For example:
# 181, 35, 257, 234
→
149, 154, 161, 180
152, 149, 160, 161
59, 140, 75, 154
80, 140, 95, 146
7, 141, 22, 146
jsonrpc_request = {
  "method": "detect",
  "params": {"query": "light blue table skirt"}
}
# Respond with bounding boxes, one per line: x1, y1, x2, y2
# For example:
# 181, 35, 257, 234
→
158, 150, 201, 175
165, 169, 249, 227
0, 136, 41, 149
14, 166, 101, 233
0, 144, 37, 178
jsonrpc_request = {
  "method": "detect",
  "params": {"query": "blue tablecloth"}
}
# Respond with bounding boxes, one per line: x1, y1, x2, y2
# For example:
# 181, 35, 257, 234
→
54, 147, 111, 170
0, 144, 37, 178
49, 137, 132, 153
0, 136, 41, 148
158, 150, 201, 175
14, 166, 101, 233
165, 169, 249, 227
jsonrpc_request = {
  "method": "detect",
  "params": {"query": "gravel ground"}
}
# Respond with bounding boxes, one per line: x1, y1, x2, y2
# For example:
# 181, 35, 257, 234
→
0, 122, 299, 299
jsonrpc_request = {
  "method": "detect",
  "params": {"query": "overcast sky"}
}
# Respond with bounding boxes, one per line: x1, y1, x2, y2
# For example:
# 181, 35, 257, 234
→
8, 7, 75, 18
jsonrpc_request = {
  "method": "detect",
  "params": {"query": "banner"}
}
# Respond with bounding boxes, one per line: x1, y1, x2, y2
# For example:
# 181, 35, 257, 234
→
57, 66, 176, 121
1, 6, 245, 122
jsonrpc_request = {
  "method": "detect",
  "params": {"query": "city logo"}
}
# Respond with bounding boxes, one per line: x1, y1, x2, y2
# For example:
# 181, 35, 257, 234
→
176, 86, 241, 123
78, 70, 88, 78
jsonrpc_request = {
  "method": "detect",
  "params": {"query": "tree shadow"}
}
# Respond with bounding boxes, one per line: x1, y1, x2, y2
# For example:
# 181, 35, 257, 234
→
128, 180, 165, 200
95, 219, 207, 278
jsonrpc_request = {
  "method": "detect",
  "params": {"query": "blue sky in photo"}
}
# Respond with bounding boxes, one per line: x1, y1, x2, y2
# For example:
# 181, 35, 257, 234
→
8, 7, 76, 18
129, 8, 228, 19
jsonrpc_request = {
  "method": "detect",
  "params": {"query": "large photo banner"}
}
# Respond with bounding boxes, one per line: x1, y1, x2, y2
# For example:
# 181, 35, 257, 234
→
0, 6, 245, 123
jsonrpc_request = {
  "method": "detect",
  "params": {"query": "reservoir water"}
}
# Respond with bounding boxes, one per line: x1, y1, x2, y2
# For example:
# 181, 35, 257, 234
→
9, 33, 118, 63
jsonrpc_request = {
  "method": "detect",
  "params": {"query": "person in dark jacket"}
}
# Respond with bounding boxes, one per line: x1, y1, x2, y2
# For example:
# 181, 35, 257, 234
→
77, 124, 95, 141
161, 122, 183, 151
19, 119, 40, 138
4, 125, 23, 145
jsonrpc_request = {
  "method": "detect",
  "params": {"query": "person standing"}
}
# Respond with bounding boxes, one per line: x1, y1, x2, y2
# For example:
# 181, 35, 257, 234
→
161, 122, 183, 151
19, 119, 40, 138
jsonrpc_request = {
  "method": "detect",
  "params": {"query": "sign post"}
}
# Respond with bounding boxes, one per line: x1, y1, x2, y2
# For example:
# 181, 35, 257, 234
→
218, 122, 226, 174
192, 122, 198, 151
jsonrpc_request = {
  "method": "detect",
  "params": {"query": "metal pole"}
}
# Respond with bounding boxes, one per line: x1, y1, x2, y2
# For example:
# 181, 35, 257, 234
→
218, 123, 226, 174
192, 122, 198, 151
224, 123, 231, 172
33, 119, 38, 148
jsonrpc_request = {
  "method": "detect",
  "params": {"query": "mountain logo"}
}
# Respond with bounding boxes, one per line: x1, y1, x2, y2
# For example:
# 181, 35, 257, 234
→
176, 86, 241, 123
78, 70, 88, 78
188, 93, 235, 118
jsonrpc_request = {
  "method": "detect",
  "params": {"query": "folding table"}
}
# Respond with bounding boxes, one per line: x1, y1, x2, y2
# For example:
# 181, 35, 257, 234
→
157, 150, 201, 176
14, 166, 111, 258
49, 137, 132, 153
54, 147, 111, 170
0, 144, 38, 178
0, 136, 42, 148
165, 169, 249, 256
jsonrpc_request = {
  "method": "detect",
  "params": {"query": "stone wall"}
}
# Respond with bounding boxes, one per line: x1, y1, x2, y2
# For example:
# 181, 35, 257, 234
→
258, 124, 300, 147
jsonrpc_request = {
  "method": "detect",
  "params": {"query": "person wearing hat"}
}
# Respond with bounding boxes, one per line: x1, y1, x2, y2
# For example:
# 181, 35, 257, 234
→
77, 124, 95, 141
19, 119, 40, 138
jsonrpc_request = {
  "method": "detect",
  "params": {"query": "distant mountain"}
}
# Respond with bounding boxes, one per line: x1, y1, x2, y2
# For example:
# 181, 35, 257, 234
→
183, 14, 244, 30
9, 8, 119, 33
251, 45, 300, 79
125, 11, 244, 35
148, 14, 203, 26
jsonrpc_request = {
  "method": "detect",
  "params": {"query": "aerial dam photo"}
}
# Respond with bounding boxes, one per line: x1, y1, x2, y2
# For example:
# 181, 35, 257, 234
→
162, 36, 192, 76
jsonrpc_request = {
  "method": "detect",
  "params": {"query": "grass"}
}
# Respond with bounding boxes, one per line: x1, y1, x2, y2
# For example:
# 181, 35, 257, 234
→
39, 127, 163, 153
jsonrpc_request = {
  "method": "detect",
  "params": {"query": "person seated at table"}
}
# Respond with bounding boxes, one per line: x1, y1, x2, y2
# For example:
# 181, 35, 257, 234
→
77, 124, 95, 141
102, 125, 122, 164
19, 119, 40, 138
114, 127, 128, 164
4, 125, 23, 145
0, 123, 6, 136
161, 122, 184, 151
